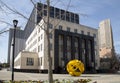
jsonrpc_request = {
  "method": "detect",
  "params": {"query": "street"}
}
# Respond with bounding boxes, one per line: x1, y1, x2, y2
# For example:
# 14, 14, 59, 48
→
0, 69, 120, 83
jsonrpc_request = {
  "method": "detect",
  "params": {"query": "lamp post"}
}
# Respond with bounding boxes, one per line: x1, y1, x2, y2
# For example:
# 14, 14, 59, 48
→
12, 20, 18, 82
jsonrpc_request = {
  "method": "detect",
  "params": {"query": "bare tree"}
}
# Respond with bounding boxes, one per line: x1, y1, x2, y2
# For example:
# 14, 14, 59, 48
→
109, 53, 120, 70
0, 1, 53, 82
100, 52, 120, 72
0, 0, 86, 83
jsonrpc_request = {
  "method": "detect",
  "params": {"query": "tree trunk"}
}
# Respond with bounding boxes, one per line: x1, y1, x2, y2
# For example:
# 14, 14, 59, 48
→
46, 0, 53, 83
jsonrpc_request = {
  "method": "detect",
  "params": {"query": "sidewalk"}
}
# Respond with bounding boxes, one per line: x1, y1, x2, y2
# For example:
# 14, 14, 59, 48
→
0, 69, 120, 83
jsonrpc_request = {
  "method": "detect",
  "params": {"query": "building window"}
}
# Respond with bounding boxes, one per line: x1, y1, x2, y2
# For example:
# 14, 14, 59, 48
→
59, 45, 63, 52
75, 37, 78, 42
71, 13, 74, 23
67, 36, 71, 41
50, 7, 54, 18
43, 5, 47, 16
67, 27, 70, 32
38, 28, 40, 32
81, 30, 84, 34
41, 34, 43, 40
41, 44, 42, 51
50, 43, 52, 50
38, 36, 40, 41
55, 8, 60, 19
75, 14, 79, 24
59, 35, 63, 40
61, 9, 65, 20
40, 57, 42, 66
26, 58, 34, 66
49, 33, 52, 39
93, 34, 96, 38
81, 39, 85, 48
66, 12, 70, 21
74, 29, 77, 33
33, 48, 36, 52
87, 32, 90, 35
49, 23, 53, 29
59, 25, 62, 30
38, 46, 40, 52
43, 10, 47, 16
75, 47, 78, 52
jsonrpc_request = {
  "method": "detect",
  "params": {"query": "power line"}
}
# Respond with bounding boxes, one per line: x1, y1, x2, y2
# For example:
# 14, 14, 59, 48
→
0, 30, 9, 35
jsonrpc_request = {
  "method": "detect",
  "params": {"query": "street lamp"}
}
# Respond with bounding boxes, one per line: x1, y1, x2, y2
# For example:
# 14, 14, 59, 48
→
12, 20, 18, 82
13, 20, 18, 27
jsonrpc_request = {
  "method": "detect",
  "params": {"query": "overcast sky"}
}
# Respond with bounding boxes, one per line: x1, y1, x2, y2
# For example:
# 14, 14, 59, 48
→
0, 0, 120, 63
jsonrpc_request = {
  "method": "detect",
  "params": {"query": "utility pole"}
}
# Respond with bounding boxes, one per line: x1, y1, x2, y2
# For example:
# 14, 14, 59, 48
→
46, 0, 53, 83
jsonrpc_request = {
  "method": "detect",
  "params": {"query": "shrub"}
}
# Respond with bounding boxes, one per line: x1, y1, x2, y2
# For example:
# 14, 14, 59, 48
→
0, 79, 93, 83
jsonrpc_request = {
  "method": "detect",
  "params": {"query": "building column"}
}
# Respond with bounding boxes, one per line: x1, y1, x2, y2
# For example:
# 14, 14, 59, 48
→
78, 37, 82, 60
91, 40, 95, 70
63, 34, 67, 67
54, 30, 59, 71
71, 36, 75, 59
85, 39, 89, 71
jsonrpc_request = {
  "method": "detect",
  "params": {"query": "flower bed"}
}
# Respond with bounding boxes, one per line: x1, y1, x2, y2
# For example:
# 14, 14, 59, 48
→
0, 79, 95, 83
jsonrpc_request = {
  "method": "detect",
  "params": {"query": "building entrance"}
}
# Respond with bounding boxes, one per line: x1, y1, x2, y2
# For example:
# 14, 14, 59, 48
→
54, 29, 95, 73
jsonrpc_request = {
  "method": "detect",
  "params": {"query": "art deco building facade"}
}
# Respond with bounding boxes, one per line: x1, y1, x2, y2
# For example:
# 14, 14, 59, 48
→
98, 19, 114, 58
8, 3, 100, 73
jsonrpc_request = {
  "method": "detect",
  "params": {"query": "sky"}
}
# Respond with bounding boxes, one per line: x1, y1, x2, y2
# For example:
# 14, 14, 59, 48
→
0, 0, 120, 63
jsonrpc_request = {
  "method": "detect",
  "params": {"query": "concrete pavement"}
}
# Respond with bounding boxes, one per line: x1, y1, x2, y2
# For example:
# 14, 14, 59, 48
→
0, 69, 120, 83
